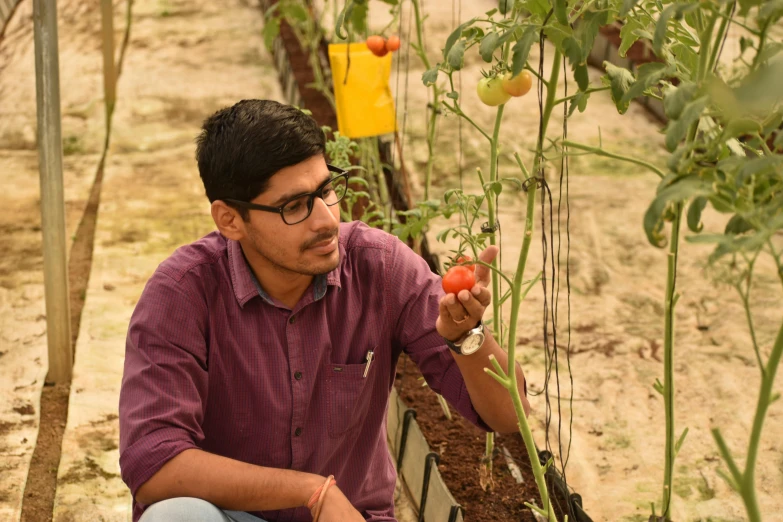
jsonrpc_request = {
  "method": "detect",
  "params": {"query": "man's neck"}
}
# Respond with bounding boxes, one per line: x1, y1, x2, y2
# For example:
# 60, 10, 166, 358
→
241, 245, 313, 309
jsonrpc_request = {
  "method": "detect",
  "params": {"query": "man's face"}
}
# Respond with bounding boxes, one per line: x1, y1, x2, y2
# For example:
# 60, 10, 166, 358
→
241, 155, 341, 277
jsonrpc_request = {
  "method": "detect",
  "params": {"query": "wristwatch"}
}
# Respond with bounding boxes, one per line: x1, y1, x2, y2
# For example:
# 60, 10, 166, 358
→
444, 321, 486, 356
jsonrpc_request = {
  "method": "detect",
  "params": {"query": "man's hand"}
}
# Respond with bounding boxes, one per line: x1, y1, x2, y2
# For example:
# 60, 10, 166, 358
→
436, 246, 499, 342
312, 486, 364, 522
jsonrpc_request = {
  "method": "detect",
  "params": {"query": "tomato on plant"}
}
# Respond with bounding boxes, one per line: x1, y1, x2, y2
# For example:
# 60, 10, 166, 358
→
455, 255, 475, 272
442, 266, 476, 295
386, 35, 401, 52
366, 35, 388, 57
502, 71, 533, 97
477, 76, 511, 106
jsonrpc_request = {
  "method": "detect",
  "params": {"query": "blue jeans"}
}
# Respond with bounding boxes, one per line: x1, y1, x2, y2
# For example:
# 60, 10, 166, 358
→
139, 497, 268, 522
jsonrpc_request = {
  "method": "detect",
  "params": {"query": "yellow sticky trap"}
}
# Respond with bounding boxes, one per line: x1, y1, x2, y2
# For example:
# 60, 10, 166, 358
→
328, 42, 397, 139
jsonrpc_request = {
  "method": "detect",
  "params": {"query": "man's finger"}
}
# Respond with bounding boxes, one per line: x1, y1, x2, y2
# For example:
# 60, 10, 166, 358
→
444, 294, 470, 323
468, 285, 491, 307
457, 289, 485, 320
474, 245, 499, 287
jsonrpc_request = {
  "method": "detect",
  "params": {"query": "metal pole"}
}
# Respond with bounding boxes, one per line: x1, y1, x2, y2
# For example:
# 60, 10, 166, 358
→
34, 0, 72, 383
100, 0, 116, 131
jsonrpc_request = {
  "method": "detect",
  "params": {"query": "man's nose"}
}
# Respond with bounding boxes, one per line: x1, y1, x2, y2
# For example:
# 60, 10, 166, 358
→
309, 196, 339, 228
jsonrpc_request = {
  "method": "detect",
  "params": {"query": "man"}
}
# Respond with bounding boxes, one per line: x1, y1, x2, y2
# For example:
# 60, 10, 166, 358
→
119, 99, 529, 522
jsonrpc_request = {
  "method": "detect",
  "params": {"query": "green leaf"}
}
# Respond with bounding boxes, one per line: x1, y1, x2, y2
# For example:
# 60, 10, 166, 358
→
675, 427, 689, 455
499, 0, 512, 15
603, 62, 635, 114
486, 8, 499, 16
622, 62, 671, 104
334, 0, 354, 40
282, 3, 308, 22
526, 0, 552, 18
687, 196, 707, 232
350, 1, 368, 34
480, 31, 501, 63
619, 19, 643, 58
444, 18, 477, 61
577, 10, 610, 63
725, 215, 754, 235
554, 0, 569, 25
758, 0, 783, 25
721, 118, 762, 142
422, 67, 439, 86
511, 26, 539, 77
563, 37, 583, 67
620, 0, 642, 16
665, 96, 708, 152
644, 176, 712, 247
447, 91, 459, 100
568, 91, 590, 117
262, 18, 280, 51
653, 4, 678, 56
738, 0, 762, 16
574, 63, 589, 92
447, 40, 466, 70
663, 82, 696, 120
653, 378, 664, 395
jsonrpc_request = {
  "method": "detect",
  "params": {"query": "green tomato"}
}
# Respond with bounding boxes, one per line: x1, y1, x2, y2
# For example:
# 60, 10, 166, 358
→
476, 77, 511, 106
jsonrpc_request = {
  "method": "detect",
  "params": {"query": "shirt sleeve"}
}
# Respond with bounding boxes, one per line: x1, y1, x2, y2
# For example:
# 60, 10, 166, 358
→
119, 267, 210, 497
386, 236, 491, 432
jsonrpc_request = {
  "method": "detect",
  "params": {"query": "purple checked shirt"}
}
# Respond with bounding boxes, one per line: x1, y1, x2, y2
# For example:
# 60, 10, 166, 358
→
119, 221, 489, 522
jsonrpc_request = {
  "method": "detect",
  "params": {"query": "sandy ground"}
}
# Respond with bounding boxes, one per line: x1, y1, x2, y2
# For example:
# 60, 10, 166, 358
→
0, 0, 116, 518
1, 1, 781, 521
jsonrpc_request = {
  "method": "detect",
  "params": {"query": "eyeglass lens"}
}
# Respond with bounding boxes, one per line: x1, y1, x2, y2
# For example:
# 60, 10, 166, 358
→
281, 175, 348, 224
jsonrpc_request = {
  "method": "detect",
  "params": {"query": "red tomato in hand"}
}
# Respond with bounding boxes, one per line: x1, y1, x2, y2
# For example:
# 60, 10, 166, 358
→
366, 36, 388, 57
386, 35, 401, 52
455, 255, 475, 272
502, 70, 533, 97
477, 76, 511, 106
442, 266, 476, 295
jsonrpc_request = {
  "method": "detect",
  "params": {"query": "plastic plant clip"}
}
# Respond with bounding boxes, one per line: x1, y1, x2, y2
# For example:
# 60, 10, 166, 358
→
328, 42, 396, 139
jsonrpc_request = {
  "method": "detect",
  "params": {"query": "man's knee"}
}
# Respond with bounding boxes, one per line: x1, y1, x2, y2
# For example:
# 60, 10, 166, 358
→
139, 497, 231, 522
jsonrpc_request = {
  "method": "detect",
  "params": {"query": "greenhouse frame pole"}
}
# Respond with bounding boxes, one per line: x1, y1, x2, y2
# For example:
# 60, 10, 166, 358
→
33, 0, 72, 383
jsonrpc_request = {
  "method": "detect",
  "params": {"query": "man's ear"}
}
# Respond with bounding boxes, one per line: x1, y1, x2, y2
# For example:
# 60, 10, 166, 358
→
211, 200, 246, 241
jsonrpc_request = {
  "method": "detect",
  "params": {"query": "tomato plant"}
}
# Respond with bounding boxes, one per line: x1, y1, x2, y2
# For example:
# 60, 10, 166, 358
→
442, 266, 476, 295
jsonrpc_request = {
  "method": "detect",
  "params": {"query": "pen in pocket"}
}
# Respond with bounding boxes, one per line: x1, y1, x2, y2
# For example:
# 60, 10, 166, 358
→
362, 349, 375, 378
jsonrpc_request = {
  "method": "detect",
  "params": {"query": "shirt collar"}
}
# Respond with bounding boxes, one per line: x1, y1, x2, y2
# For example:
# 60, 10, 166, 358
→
227, 238, 342, 308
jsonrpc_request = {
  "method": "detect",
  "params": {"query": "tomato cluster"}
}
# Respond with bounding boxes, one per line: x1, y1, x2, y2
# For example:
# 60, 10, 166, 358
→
366, 35, 401, 57
476, 70, 533, 106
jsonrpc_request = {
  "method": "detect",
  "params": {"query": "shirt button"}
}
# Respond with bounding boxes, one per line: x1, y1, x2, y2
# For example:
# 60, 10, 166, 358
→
294, 427, 303, 437
289, 315, 296, 324
294, 371, 302, 380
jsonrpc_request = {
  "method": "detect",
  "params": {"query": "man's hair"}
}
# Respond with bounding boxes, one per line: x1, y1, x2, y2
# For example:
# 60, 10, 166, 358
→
195, 100, 326, 218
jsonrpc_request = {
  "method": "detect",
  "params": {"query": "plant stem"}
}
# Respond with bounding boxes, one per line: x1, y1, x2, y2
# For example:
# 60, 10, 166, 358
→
553, 86, 610, 106
502, 48, 563, 522
410, 0, 440, 201
561, 140, 665, 178
661, 206, 682, 520
707, 1, 734, 73
741, 319, 783, 522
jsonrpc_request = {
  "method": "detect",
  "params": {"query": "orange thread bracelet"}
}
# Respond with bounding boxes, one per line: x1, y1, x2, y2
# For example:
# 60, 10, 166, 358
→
311, 475, 335, 522
307, 475, 336, 511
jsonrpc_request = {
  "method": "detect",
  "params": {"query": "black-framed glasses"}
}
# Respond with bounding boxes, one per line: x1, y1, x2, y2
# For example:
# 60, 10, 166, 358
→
224, 165, 349, 225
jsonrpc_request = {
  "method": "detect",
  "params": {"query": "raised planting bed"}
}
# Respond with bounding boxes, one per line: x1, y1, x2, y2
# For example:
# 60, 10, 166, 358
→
394, 355, 592, 522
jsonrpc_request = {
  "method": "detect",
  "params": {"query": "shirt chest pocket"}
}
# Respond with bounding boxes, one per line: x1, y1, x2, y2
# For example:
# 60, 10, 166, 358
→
325, 361, 374, 438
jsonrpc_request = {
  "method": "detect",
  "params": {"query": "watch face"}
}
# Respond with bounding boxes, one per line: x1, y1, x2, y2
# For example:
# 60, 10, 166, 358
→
461, 332, 485, 355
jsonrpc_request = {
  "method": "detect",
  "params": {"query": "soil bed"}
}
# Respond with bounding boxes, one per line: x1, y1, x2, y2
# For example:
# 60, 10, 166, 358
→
395, 355, 571, 522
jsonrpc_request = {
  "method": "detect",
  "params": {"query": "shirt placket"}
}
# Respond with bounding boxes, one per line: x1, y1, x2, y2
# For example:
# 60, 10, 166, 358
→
286, 304, 308, 472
